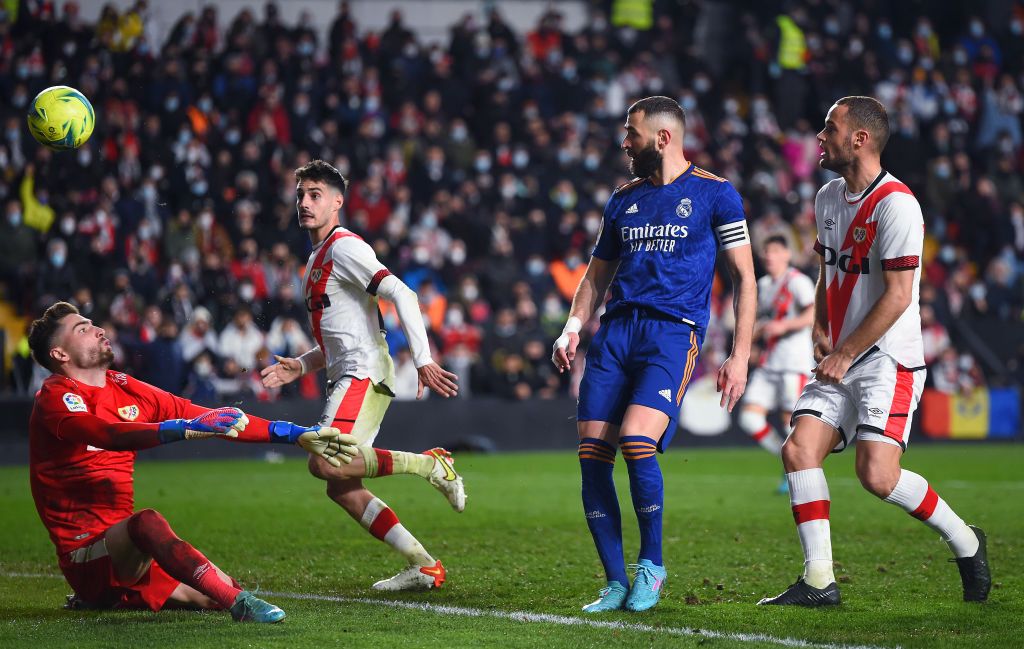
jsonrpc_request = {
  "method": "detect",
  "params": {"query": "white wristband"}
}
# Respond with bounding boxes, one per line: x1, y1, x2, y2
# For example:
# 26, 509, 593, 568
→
297, 355, 309, 377
562, 316, 583, 335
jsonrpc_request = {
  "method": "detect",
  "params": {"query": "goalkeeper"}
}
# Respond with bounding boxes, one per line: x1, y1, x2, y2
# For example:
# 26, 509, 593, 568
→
27, 301, 358, 622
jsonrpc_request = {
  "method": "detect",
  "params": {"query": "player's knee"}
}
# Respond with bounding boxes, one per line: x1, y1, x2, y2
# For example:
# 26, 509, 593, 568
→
780, 435, 816, 471
127, 508, 167, 538
856, 465, 899, 499
739, 409, 767, 435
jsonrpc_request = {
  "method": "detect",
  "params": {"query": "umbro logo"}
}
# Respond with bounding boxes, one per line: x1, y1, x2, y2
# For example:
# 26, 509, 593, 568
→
626, 203, 638, 214
867, 407, 884, 416
659, 389, 672, 402
824, 218, 835, 230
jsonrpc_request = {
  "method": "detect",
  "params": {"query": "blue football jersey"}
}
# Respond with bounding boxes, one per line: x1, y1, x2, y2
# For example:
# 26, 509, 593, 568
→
592, 164, 749, 331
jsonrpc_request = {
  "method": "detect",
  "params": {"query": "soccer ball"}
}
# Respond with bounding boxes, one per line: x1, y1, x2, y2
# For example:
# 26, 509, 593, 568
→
26, 85, 95, 151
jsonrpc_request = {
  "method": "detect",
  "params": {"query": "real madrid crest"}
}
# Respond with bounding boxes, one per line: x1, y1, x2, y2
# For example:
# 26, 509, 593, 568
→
676, 197, 692, 219
853, 226, 867, 243
117, 405, 140, 421
310, 267, 323, 283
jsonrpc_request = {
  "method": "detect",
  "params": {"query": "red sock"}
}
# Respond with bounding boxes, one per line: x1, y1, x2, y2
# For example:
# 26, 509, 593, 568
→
374, 448, 394, 476
126, 509, 242, 609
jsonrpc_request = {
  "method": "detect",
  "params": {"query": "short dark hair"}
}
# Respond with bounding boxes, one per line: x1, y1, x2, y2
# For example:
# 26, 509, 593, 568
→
28, 301, 79, 371
836, 96, 890, 153
294, 159, 349, 196
764, 235, 789, 249
627, 95, 686, 129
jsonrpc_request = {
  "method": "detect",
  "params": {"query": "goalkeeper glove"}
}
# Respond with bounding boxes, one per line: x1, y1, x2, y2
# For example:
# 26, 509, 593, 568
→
158, 407, 249, 444
268, 421, 358, 467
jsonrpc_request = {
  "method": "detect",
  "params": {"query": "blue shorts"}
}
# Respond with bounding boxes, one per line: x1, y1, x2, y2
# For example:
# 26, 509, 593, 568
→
577, 309, 704, 451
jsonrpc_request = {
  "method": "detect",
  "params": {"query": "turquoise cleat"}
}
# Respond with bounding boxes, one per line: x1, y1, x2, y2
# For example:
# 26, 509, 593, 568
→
229, 590, 286, 623
581, 581, 628, 613
776, 474, 790, 495
625, 560, 667, 611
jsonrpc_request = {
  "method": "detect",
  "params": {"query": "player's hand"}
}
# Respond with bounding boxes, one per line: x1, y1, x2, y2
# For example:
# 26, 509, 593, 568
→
296, 426, 359, 467
812, 331, 832, 364
551, 331, 580, 373
261, 355, 303, 388
813, 349, 854, 384
158, 407, 248, 442
716, 355, 748, 413
762, 320, 786, 339
417, 362, 459, 399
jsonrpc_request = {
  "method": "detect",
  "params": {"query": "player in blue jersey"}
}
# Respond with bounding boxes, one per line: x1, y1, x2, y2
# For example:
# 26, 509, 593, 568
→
552, 96, 756, 612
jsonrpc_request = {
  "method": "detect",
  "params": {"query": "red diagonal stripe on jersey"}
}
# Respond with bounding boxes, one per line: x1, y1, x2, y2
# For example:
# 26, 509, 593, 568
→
826, 182, 913, 346
792, 499, 830, 524
763, 270, 796, 362
305, 230, 358, 353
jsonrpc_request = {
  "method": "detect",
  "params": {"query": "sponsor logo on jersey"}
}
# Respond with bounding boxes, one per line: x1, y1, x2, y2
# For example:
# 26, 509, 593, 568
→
117, 405, 140, 421
853, 226, 867, 243
659, 389, 672, 402
310, 267, 323, 284
63, 393, 87, 413
620, 222, 689, 253
110, 372, 128, 385
820, 245, 870, 274
675, 197, 692, 218
626, 203, 638, 214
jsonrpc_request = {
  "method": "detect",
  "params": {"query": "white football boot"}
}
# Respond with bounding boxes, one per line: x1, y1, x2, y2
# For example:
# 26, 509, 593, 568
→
371, 560, 446, 591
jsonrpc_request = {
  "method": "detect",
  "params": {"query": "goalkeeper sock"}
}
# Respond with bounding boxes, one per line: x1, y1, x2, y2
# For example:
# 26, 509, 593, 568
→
579, 438, 628, 586
621, 436, 664, 566
360, 497, 434, 566
787, 468, 835, 588
126, 508, 241, 609
884, 470, 979, 558
357, 447, 433, 478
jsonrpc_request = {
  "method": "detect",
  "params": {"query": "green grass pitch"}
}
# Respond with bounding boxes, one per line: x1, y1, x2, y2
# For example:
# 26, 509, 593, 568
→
0, 444, 1020, 648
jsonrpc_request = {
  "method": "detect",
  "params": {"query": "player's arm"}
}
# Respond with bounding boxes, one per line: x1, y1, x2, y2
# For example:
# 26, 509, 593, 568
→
717, 243, 756, 411
260, 346, 325, 388
375, 273, 458, 399
811, 255, 831, 363
552, 253, 620, 373
55, 408, 248, 450
763, 304, 815, 339
814, 266, 914, 384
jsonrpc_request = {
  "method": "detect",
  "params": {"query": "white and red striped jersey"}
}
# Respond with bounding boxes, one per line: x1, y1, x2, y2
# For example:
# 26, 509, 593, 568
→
757, 268, 815, 373
813, 171, 925, 369
303, 226, 394, 385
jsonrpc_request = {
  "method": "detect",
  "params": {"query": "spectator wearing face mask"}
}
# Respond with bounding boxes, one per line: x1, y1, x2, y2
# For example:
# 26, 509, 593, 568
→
37, 239, 76, 301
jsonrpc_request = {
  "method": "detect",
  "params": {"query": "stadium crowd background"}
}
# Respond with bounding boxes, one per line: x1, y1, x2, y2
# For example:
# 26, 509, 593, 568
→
1, 0, 1022, 405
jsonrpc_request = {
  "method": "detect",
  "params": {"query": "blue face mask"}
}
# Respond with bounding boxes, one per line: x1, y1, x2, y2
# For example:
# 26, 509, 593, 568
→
51, 252, 67, 268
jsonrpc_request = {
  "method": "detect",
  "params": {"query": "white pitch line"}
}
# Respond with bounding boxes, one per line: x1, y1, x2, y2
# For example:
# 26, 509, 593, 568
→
267, 590, 896, 649
0, 572, 895, 649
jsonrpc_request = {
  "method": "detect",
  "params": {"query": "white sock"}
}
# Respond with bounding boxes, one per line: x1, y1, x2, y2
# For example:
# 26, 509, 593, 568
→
788, 468, 834, 588
740, 411, 783, 455
359, 497, 435, 566
884, 470, 979, 558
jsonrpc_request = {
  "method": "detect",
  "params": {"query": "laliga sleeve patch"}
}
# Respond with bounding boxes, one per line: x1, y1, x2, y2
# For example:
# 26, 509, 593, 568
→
63, 393, 88, 413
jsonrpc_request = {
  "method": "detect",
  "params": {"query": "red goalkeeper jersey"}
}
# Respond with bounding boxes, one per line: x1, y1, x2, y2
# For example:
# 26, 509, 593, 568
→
29, 370, 263, 556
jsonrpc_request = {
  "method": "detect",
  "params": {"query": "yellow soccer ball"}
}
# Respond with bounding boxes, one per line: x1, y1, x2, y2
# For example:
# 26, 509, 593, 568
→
26, 85, 96, 150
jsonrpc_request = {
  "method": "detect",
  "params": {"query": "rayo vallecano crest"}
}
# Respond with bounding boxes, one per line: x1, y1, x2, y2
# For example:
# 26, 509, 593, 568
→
117, 405, 140, 421
676, 197, 692, 218
853, 226, 867, 243
310, 267, 323, 283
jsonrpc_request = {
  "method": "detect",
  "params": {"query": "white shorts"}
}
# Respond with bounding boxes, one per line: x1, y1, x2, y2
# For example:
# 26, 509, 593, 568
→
744, 368, 809, 412
318, 374, 395, 446
791, 349, 926, 452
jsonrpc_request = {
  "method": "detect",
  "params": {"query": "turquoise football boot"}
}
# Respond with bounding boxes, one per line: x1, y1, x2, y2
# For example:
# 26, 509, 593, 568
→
229, 590, 286, 623
581, 581, 628, 613
625, 560, 667, 611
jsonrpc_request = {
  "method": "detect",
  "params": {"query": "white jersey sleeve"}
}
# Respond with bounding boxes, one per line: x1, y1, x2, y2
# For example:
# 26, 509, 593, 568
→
791, 272, 816, 309
876, 193, 924, 271
331, 237, 392, 293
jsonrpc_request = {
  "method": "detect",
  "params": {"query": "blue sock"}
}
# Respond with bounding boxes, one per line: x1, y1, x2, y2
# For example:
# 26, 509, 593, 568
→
579, 438, 627, 586
620, 436, 664, 566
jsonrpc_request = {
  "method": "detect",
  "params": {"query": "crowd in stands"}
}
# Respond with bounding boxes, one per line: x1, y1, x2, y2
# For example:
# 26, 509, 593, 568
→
2, 0, 1022, 403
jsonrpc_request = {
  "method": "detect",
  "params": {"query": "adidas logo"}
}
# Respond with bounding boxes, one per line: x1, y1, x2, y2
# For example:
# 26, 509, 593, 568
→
626, 203, 638, 214
659, 389, 672, 402
638, 504, 662, 514
584, 510, 607, 519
